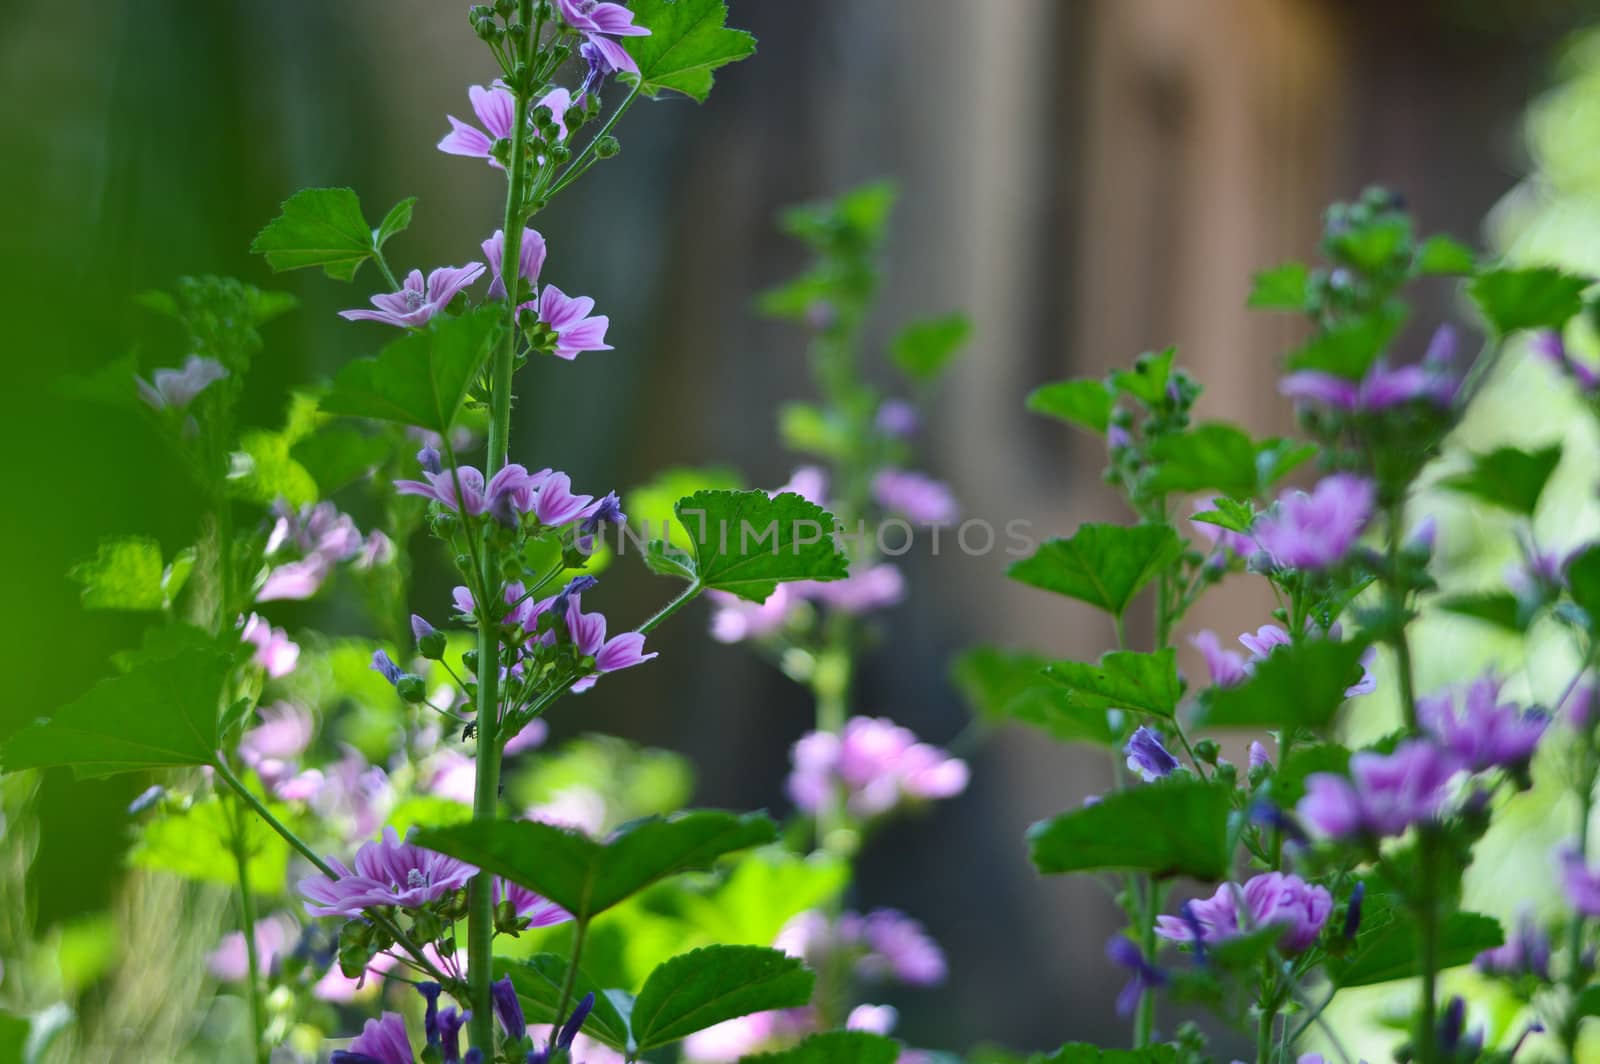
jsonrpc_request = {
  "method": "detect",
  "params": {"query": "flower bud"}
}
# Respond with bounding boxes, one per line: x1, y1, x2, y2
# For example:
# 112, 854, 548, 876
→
397, 675, 428, 704
411, 614, 447, 661
594, 135, 620, 159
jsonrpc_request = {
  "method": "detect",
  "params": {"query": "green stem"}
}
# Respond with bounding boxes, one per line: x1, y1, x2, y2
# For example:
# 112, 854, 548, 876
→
1132, 878, 1161, 1046
212, 760, 455, 990
637, 581, 703, 635
468, 9, 537, 1052
229, 794, 269, 1064
1565, 734, 1596, 1058
550, 918, 589, 1047
548, 84, 641, 198
1257, 986, 1275, 1064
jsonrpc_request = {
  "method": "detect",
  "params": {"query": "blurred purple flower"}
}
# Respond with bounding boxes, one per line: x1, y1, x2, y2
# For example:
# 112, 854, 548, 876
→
1106, 935, 1166, 1018
136, 355, 228, 410
1297, 740, 1460, 839
875, 398, 919, 438
802, 563, 905, 614
859, 908, 947, 985
1193, 622, 1373, 696
787, 716, 968, 819
1190, 500, 1256, 562
239, 613, 300, 677
1282, 325, 1458, 412
239, 702, 314, 791
1191, 630, 1248, 687
1248, 741, 1272, 772
1562, 847, 1600, 917
1474, 909, 1551, 979
1124, 726, 1178, 782
778, 466, 829, 507
1418, 673, 1548, 772
555, 0, 650, 76
340, 265, 485, 328
1253, 474, 1375, 570
482, 226, 547, 301
207, 912, 298, 981
872, 468, 958, 525
1532, 330, 1600, 392
332, 1012, 415, 1064
708, 585, 800, 643
299, 827, 475, 918
1155, 872, 1331, 955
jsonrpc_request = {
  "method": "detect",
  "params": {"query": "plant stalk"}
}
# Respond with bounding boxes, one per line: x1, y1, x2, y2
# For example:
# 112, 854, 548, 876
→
230, 795, 269, 1064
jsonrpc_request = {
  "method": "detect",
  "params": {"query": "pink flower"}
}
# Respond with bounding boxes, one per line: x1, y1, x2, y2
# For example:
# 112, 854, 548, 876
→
482, 227, 548, 301
135, 355, 228, 410
565, 595, 658, 692
802, 564, 905, 614
535, 285, 612, 360
1297, 740, 1461, 839
555, 0, 650, 76
872, 468, 958, 525
787, 716, 967, 819
1252, 474, 1375, 571
777, 466, 829, 506
339, 1012, 416, 1064
1155, 873, 1331, 955
298, 827, 472, 918
313, 948, 398, 1003
207, 913, 298, 981
239, 702, 314, 788
1562, 847, 1600, 916
708, 585, 801, 643
438, 82, 516, 165
239, 614, 299, 677
339, 264, 485, 328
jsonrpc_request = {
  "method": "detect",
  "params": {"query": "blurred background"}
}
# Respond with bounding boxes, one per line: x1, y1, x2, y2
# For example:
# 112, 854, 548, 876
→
8, 0, 1600, 1056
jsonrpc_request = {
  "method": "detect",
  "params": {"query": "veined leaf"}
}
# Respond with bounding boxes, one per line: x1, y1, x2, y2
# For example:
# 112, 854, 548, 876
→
1028, 780, 1232, 881
631, 945, 813, 1051
1042, 648, 1181, 719
320, 307, 500, 433
623, 0, 756, 103
669, 490, 849, 601
1008, 524, 1182, 618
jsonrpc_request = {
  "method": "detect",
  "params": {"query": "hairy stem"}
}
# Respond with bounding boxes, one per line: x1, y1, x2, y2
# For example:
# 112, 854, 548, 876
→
229, 794, 269, 1064
468, 8, 537, 1051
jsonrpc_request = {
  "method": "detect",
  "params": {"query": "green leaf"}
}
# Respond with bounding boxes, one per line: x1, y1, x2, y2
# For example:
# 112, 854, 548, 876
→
1329, 215, 1413, 273
1328, 893, 1501, 987
1437, 444, 1563, 517
290, 427, 392, 495
1032, 1044, 1180, 1064
1109, 348, 1175, 405
129, 796, 290, 894
374, 196, 416, 252
250, 188, 407, 282
1469, 266, 1590, 334
1567, 544, 1600, 627
1199, 639, 1371, 730
496, 955, 632, 1051
1285, 303, 1407, 379
670, 851, 850, 948
890, 314, 971, 382
951, 647, 1116, 745
623, 0, 756, 103
229, 428, 318, 506
3, 636, 234, 777
320, 307, 500, 432
1042, 648, 1181, 719
777, 403, 851, 460
1436, 591, 1531, 634
1027, 780, 1232, 880
1247, 263, 1310, 311
1146, 423, 1259, 497
1191, 498, 1255, 534
1574, 984, 1600, 1022
632, 945, 814, 1051
627, 467, 744, 544
1008, 523, 1182, 618
741, 1031, 900, 1064
415, 811, 777, 922
1025, 379, 1114, 433
671, 490, 849, 601
1415, 235, 1477, 276
68, 537, 190, 611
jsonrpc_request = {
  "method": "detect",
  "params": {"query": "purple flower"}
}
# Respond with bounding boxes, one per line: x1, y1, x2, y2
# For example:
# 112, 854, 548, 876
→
555, 0, 650, 76
1106, 935, 1166, 1018
1532, 330, 1600, 392
1155, 872, 1331, 955
872, 468, 958, 525
340, 265, 485, 328
777, 466, 829, 506
370, 649, 405, 687
565, 596, 658, 691
240, 702, 315, 792
438, 82, 515, 166
1418, 673, 1548, 772
332, 1012, 416, 1064
135, 355, 228, 410
1343, 882, 1364, 940
1562, 847, 1600, 916
1474, 910, 1551, 979
482, 227, 547, 301
1191, 630, 1248, 687
875, 398, 919, 438
533, 471, 594, 525
1253, 474, 1375, 570
580, 491, 626, 535
257, 556, 333, 602
1124, 726, 1178, 782
207, 912, 298, 980
417, 443, 443, 475
708, 585, 800, 643
801, 563, 905, 614
1297, 740, 1461, 839
298, 827, 476, 917
491, 975, 526, 1041
1190, 500, 1255, 562
1248, 741, 1272, 772
239, 613, 300, 677
578, 40, 620, 98
534, 285, 612, 360
496, 879, 572, 927
1282, 325, 1459, 412
397, 464, 553, 519
787, 716, 968, 819
859, 909, 947, 986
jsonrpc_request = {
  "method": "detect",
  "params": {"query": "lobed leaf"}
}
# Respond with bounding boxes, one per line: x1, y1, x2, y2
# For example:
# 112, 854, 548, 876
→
890, 314, 971, 382
497, 954, 632, 1050
631, 945, 814, 1051
951, 647, 1116, 745
1246, 262, 1310, 311
415, 811, 776, 922
1199, 639, 1371, 730
1027, 779, 1232, 881
1437, 444, 1562, 518
1008, 524, 1182, 618
670, 490, 849, 601
320, 307, 500, 433
1285, 303, 1407, 380
1025, 379, 1114, 434
250, 188, 412, 282
1469, 266, 1589, 335
1328, 892, 1501, 987
1042, 648, 1182, 719
68, 537, 190, 611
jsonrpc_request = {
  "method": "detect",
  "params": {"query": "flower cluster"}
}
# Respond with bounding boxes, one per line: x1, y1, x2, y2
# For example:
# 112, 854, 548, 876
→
787, 716, 968, 820
1155, 872, 1333, 955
